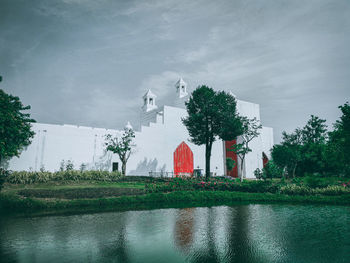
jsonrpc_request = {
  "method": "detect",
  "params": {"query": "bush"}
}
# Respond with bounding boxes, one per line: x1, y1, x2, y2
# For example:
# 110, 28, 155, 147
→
279, 184, 350, 196
263, 161, 283, 179
0, 168, 9, 191
17, 187, 144, 199
145, 177, 279, 194
6, 170, 122, 184
280, 184, 313, 196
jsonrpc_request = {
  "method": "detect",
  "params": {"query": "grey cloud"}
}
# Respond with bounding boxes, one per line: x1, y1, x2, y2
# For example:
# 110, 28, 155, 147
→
0, 0, 349, 143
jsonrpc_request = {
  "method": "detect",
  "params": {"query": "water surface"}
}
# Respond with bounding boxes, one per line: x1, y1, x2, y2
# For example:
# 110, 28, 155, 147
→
0, 204, 349, 263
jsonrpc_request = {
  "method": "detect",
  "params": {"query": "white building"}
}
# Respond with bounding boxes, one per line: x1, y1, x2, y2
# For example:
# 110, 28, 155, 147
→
8, 79, 273, 178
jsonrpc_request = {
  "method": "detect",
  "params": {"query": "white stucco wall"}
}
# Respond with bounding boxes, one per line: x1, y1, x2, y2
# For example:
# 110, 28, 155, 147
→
8, 94, 274, 178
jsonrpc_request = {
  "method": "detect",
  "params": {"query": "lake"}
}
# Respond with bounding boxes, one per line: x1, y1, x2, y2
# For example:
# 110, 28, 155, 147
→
0, 204, 349, 263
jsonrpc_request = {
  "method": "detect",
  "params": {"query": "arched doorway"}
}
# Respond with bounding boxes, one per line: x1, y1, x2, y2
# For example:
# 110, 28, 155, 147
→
174, 142, 194, 176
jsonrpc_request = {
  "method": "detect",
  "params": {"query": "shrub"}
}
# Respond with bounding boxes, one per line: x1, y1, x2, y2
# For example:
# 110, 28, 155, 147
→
263, 161, 283, 179
0, 168, 9, 191
6, 170, 122, 184
18, 187, 144, 199
280, 184, 312, 196
145, 177, 279, 194
279, 184, 350, 196
254, 168, 264, 180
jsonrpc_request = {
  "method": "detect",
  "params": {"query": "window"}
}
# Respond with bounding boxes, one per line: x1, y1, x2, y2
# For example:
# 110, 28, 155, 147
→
149, 98, 153, 105
182, 85, 185, 92
144, 98, 147, 105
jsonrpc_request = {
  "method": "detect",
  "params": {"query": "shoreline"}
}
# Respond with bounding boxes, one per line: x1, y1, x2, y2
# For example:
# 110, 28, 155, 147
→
1, 191, 349, 217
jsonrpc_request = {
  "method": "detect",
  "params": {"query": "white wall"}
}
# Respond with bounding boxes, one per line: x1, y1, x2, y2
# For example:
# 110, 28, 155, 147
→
8, 98, 273, 178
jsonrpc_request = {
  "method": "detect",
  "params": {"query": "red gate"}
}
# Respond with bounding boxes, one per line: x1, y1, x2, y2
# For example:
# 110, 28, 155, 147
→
174, 142, 194, 176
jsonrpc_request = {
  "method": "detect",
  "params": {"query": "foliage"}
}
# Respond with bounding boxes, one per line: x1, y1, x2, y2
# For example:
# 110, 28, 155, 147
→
272, 115, 328, 177
182, 86, 242, 178
328, 102, 350, 176
229, 117, 262, 181
279, 184, 350, 196
0, 89, 36, 167
18, 187, 144, 199
226, 158, 236, 172
145, 177, 279, 194
5, 170, 122, 184
65, 160, 74, 171
254, 168, 264, 180
0, 168, 9, 191
262, 161, 283, 179
105, 127, 136, 175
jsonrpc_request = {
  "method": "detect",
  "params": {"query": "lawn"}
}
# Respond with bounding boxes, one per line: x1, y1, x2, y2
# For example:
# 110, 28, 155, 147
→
1, 176, 349, 214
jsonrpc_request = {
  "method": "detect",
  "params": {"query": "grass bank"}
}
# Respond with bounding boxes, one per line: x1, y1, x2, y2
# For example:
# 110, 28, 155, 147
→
1, 190, 349, 216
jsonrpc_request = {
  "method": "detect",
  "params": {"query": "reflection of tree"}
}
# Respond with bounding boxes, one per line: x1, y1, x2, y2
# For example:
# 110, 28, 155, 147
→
190, 208, 220, 263
174, 208, 194, 251
98, 213, 129, 263
0, 217, 19, 263
225, 205, 258, 263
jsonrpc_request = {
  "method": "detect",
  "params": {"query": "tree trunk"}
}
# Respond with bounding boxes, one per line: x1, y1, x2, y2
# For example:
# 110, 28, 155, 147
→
205, 143, 212, 180
240, 156, 245, 182
122, 161, 126, 176
292, 163, 297, 178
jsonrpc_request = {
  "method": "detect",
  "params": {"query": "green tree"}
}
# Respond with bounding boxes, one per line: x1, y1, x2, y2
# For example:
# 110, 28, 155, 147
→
182, 86, 242, 178
272, 129, 303, 178
299, 115, 328, 175
0, 89, 35, 168
272, 115, 328, 177
105, 127, 136, 176
328, 102, 350, 175
230, 117, 262, 181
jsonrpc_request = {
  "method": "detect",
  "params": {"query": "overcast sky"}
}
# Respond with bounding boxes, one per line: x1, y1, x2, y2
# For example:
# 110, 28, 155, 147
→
1, 0, 349, 143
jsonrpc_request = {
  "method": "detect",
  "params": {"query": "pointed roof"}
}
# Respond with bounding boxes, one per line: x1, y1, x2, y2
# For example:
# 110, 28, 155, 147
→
175, 78, 187, 86
143, 89, 157, 98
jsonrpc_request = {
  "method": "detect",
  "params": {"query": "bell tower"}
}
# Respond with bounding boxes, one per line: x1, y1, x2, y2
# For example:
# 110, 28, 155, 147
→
175, 78, 188, 99
142, 89, 158, 112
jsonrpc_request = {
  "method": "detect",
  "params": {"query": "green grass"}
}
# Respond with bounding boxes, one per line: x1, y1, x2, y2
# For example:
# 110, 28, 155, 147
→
1, 177, 349, 215
1, 190, 349, 216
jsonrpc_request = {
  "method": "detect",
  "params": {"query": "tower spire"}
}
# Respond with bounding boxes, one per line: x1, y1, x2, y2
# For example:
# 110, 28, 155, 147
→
175, 78, 188, 98
142, 89, 158, 112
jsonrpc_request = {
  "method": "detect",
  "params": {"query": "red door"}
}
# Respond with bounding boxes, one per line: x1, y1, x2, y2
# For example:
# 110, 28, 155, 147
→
225, 140, 238, 178
174, 142, 194, 176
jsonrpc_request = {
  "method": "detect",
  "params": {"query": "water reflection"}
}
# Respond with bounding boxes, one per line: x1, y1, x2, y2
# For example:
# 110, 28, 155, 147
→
0, 205, 349, 263
174, 208, 194, 251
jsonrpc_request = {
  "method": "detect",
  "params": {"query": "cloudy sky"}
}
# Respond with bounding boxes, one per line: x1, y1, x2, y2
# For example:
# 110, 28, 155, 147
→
1, 0, 349, 142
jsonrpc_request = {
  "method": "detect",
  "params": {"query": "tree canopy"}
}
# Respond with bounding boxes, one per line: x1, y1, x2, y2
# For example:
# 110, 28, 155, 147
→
0, 89, 35, 168
182, 85, 242, 178
271, 108, 350, 178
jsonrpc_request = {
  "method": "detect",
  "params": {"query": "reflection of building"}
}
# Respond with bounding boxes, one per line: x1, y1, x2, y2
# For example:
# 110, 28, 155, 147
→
9, 78, 273, 178
174, 208, 194, 250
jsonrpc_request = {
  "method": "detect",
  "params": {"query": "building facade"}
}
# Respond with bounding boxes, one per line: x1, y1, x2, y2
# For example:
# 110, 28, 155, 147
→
9, 79, 273, 178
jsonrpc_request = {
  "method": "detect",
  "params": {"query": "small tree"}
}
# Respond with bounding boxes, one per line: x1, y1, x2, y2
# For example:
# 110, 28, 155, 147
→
182, 86, 242, 179
0, 89, 35, 168
230, 117, 262, 182
65, 160, 74, 171
105, 127, 135, 176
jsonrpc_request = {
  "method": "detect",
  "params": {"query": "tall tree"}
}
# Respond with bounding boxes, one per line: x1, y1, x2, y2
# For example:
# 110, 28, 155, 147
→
328, 102, 350, 175
182, 86, 242, 179
272, 129, 303, 178
0, 89, 35, 168
230, 117, 262, 181
105, 126, 136, 176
